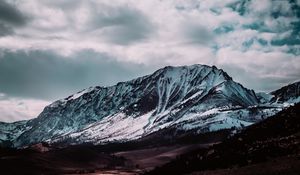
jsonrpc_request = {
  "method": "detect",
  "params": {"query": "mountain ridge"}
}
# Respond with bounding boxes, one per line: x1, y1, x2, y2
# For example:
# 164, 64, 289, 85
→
0, 64, 296, 148
271, 81, 300, 103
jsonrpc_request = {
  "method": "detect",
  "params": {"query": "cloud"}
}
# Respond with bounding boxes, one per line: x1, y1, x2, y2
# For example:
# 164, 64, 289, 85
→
0, 49, 156, 100
16, 1, 154, 46
0, 0, 28, 37
0, 0, 295, 57
0, 93, 49, 122
216, 47, 300, 91
88, 4, 154, 45
182, 22, 215, 45
0, 0, 27, 26
0, 0, 296, 89
0, 23, 14, 36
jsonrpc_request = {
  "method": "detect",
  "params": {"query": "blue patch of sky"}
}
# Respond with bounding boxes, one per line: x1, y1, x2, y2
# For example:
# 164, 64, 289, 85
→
258, 38, 268, 46
227, 0, 249, 16
175, 5, 185, 11
214, 25, 234, 34
242, 22, 274, 33
287, 47, 300, 55
210, 8, 222, 15
242, 38, 253, 48
240, 37, 269, 51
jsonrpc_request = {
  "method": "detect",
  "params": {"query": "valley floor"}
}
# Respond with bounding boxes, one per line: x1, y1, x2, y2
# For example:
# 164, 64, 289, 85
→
0, 143, 211, 175
68, 154, 300, 175
192, 155, 300, 175
113, 143, 213, 172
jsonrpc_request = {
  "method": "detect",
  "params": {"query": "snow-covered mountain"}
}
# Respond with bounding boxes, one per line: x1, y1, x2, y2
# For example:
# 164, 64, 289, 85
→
0, 120, 28, 147
270, 81, 300, 104
0, 65, 295, 147
256, 81, 300, 106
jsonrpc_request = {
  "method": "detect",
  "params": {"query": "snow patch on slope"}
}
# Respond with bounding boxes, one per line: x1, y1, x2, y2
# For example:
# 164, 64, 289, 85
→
64, 111, 154, 144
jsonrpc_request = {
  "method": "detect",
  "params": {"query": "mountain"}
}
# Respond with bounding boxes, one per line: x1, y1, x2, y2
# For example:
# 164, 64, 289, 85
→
256, 81, 300, 105
0, 65, 289, 147
270, 81, 300, 104
0, 120, 28, 147
1, 103, 298, 175
146, 103, 300, 175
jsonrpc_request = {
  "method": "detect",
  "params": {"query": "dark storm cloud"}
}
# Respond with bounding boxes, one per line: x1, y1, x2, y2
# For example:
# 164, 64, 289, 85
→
0, 23, 14, 36
0, 0, 27, 36
183, 24, 215, 45
0, 0, 27, 26
0, 50, 155, 100
89, 5, 154, 45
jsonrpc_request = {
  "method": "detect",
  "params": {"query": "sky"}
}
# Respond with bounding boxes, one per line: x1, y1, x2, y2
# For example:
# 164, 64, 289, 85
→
0, 0, 299, 122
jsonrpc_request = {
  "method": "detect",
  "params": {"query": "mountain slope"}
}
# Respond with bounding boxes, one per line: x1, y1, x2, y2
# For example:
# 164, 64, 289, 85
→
0, 120, 28, 147
0, 65, 280, 147
48, 65, 261, 146
271, 81, 300, 104
146, 103, 300, 175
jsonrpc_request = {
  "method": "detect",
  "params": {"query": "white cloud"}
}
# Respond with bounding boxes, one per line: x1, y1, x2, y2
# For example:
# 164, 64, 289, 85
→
216, 47, 300, 91
0, 94, 50, 122
0, 0, 295, 62
0, 0, 297, 82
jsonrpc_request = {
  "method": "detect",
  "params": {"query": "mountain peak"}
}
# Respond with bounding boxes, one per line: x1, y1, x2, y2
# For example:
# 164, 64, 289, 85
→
153, 64, 232, 82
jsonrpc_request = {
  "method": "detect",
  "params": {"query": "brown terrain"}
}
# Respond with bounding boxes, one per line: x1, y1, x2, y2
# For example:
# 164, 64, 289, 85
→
0, 143, 213, 175
0, 130, 227, 174
114, 143, 213, 171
